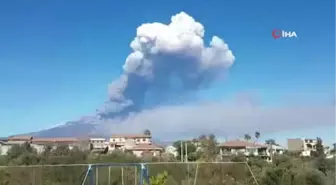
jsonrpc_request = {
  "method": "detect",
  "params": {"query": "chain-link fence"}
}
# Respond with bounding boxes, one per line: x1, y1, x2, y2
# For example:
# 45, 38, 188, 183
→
0, 164, 88, 185
146, 162, 258, 185
0, 162, 258, 185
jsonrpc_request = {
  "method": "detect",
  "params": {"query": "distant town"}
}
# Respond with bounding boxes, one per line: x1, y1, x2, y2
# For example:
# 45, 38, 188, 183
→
1, 131, 335, 161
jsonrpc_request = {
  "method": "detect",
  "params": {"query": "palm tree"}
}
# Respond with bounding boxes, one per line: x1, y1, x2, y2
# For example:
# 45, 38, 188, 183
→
244, 134, 251, 141
254, 131, 260, 143
143, 129, 151, 136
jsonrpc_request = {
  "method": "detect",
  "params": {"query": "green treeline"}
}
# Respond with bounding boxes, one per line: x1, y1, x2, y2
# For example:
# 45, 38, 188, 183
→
0, 135, 335, 185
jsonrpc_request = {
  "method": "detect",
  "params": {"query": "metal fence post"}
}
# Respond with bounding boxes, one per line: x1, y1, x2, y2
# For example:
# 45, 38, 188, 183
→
108, 167, 111, 185
140, 164, 144, 185
89, 166, 95, 185
96, 167, 99, 185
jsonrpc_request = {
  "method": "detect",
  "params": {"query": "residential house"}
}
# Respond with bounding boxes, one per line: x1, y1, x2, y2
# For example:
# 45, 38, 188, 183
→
108, 134, 164, 156
109, 134, 152, 150
0, 138, 8, 155
0, 136, 32, 155
0, 140, 28, 155
218, 140, 268, 156
267, 144, 285, 156
218, 140, 271, 161
1, 136, 85, 155
0, 141, 12, 155
31, 137, 81, 152
126, 144, 163, 157
89, 138, 110, 152
323, 146, 336, 159
287, 138, 317, 157
8, 135, 33, 142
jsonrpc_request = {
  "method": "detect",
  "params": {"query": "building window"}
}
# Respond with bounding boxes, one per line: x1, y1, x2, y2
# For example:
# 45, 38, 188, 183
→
143, 139, 146, 142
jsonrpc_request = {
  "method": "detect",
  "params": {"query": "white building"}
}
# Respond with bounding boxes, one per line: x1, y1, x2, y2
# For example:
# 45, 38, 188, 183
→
108, 134, 163, 157
324, 146, 336, 159
218, 140, 285, 162
109, 134, 152, 147
287, 138, 335, 157
0, 136, 85, 155
218, 140, 268, 157
89, 138, 109, 151
31, 137, 82, 151
267, 144, 285, 156
127, 144, 163, 157
0, 140, 28, 155
0, 141, 12, 155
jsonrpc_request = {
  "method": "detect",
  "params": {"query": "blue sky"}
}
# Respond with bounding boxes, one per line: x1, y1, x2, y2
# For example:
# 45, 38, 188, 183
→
0, 0, 335, 146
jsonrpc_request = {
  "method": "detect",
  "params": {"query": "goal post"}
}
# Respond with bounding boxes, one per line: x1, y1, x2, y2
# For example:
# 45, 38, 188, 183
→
81, 161, 259, 185
81, 163, 150, 185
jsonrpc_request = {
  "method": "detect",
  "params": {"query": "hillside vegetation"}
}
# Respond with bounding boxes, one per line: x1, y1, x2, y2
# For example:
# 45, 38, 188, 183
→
0, 134, 335, 185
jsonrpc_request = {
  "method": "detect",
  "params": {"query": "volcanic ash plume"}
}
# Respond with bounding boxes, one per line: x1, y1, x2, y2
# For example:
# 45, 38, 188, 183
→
98, 12, 235, 118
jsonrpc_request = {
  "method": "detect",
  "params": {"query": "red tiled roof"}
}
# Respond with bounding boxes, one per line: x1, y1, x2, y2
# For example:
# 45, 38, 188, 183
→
29, 138, 79, 144
8, 136, 79, 144
218, 140, 267, 148
32, 137, 78, 142
8, 136, 33, 141
130, 144, 163, 151
110, 134, 151, 139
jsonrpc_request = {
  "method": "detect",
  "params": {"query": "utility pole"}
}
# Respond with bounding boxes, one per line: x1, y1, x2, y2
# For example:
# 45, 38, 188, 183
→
269, 143, 273, 163
185, 142, 188, 162
185, 141, 189, 185
180, 141, 184, 162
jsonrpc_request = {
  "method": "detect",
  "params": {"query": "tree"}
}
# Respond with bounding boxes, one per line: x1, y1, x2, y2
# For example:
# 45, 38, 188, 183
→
312, 137, 325, 158
314, 157, 328, 176
6, 142, 36, 163
261, 167, 287, 185
147, 171, 168, 185
231, 153, 246, 162
197, 134, 219, 161
254, 131, 260, 142
1, 133, 335, 185
101, 146, 109, 154
0, 156, 6, 166
312, 138, 329, 177
143, 129, 151, 136
265, 139, 276, 145
172, 140, 197, 161
294, 169, 326, 185
331, 143, 336, 154
244, 134, 251, 141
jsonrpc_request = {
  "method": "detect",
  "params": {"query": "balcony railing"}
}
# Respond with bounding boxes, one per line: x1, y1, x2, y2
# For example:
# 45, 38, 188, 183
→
220, 151, 269, 156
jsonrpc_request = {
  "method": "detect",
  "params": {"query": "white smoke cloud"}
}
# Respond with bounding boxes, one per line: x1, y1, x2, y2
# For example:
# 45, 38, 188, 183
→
125, 11, 235, 78
100, 12, 235, 115
91, 12, 335, 139
29, 12, 334, 140
96, 102, 335, 140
